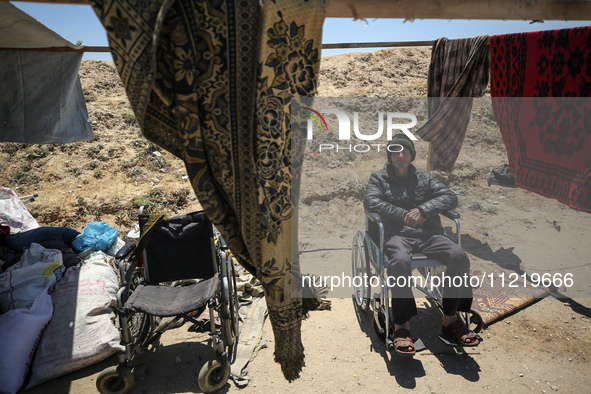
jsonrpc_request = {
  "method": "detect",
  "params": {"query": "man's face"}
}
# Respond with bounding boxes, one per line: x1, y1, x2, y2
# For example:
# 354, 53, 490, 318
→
389, 146, 412, 169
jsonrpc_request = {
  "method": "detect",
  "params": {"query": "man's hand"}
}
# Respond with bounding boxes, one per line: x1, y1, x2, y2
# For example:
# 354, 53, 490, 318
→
404, 208, 425, 228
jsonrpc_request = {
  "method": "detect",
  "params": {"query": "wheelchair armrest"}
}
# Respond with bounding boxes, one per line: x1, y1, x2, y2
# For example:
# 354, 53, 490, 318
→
116, 241, 137, 260
441, 210, 460, 220
367, 210, 459, 222
365, 211, 383, 223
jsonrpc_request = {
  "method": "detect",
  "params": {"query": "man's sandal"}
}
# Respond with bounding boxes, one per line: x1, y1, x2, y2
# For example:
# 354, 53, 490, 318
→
441, 320, 480, 347
392, 328, 416, 356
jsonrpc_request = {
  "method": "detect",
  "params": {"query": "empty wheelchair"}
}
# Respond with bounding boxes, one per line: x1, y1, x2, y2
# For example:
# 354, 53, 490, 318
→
352, 209, 483, 351
96, 208, 239, 394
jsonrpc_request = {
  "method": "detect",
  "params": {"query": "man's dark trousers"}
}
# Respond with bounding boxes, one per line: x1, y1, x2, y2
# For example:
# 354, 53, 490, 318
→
384, 234, 473, 325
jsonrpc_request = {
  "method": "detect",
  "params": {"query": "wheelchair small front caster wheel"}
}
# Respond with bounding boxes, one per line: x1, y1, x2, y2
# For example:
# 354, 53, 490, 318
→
467, 309, 484, 333
458, 309, 484, 333
198, 358, 231, 393
96, 366, 134, 394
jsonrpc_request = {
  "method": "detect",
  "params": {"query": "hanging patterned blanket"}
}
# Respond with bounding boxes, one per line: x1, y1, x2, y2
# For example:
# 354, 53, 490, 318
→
490, 27, 591, 213
89, 0, 326, 380
416, 35, 490, 172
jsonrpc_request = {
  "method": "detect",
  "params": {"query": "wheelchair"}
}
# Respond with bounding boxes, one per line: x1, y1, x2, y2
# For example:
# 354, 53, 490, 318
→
352, 210, 483, 352
96, 208, 239, 394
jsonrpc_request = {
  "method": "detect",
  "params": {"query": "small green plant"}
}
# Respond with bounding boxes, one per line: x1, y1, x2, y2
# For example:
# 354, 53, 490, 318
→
128, 166, 146, 179
2, 143, 20, 155
82, 179, 89, 185
87, 146, 101, 156
93, 170, 104, 179
484, 206, 498, 215
149, 187, 164, 197
34, 147, 48, 158
92, 208, 102, 221
124, 109, 136, 123
465, 201, 497, 214
173, 189, 190, 207
134, 195, 151, 208
12, 171, 29, 184
89, 161, 98, 170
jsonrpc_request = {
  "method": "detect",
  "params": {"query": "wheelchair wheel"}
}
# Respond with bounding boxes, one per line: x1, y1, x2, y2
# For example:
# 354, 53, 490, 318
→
220, 252, 239, 352
96, 366, 134, 394
198, 358, 231, 393
458, 309, 484, 333
351, 230, 370, 311
124, 265, 150, 347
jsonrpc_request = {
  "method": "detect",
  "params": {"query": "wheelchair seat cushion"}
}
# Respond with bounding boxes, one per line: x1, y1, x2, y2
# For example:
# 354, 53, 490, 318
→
125, 273, 218, 317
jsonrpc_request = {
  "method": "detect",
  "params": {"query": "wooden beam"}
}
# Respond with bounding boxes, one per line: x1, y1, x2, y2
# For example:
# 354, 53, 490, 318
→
0, 46, 111, 52
2, 42, 435, 52
6, 0, 591, 21
323, 41, 434, 49
0, 38, 492, 52
326, 0, 591, 20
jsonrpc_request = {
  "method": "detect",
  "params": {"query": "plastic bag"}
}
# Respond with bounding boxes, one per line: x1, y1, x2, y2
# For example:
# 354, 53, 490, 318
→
0, 187, 39, 235
72, 221, 118, 252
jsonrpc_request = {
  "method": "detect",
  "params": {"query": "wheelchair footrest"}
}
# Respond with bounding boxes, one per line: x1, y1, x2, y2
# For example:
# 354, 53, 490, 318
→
413, 338, 426, 352
438, 333, 460, 347
126, 273, 218, 317
387, 337, 426, 353
438, 331, 483, 347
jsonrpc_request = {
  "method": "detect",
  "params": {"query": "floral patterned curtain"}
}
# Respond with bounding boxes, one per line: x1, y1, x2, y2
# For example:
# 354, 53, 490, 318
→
89, 0, 326, 380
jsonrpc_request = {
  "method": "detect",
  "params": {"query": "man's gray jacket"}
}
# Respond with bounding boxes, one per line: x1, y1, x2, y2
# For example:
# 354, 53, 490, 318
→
364, 162, 457, 237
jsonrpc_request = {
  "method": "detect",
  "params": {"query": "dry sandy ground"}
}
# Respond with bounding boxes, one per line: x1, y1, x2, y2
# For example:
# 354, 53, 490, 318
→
5, 47, 591, 393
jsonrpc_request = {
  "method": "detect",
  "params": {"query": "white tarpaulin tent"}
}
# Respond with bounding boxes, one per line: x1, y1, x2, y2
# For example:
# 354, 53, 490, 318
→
0, 2, 93, 144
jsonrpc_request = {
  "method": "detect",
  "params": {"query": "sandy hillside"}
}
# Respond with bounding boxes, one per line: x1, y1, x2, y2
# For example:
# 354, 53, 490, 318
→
3, 47, 591, 394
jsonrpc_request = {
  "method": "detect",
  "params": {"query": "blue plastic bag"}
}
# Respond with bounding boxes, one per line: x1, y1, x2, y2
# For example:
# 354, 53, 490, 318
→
72, 222, 118, 252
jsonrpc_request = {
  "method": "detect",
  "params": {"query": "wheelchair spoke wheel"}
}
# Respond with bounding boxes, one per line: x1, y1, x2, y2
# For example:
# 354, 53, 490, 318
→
228, 256, 240, 340
125, 266, 151, 347
198, 358, 231, 394
351, 231, 370, 311
220, 252, 239, 359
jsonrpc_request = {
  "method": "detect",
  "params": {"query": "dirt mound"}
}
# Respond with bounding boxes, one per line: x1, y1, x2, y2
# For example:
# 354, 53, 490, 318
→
0, 61, 200, 233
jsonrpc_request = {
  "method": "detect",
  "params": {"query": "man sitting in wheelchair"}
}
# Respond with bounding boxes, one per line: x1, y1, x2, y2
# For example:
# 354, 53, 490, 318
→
364, 133, 479, 356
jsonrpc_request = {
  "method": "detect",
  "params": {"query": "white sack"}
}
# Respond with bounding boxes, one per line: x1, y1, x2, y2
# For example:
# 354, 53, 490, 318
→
0, 243, 64, 312
0, 287, 53, 394
26, 251, 124, 388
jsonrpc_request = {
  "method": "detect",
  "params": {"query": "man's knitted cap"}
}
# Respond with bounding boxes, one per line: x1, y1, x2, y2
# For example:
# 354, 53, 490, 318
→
387, 133, 416, 162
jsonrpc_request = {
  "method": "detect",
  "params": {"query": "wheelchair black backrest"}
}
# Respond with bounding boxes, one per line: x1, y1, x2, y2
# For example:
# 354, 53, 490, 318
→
138, 211, 216, 284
